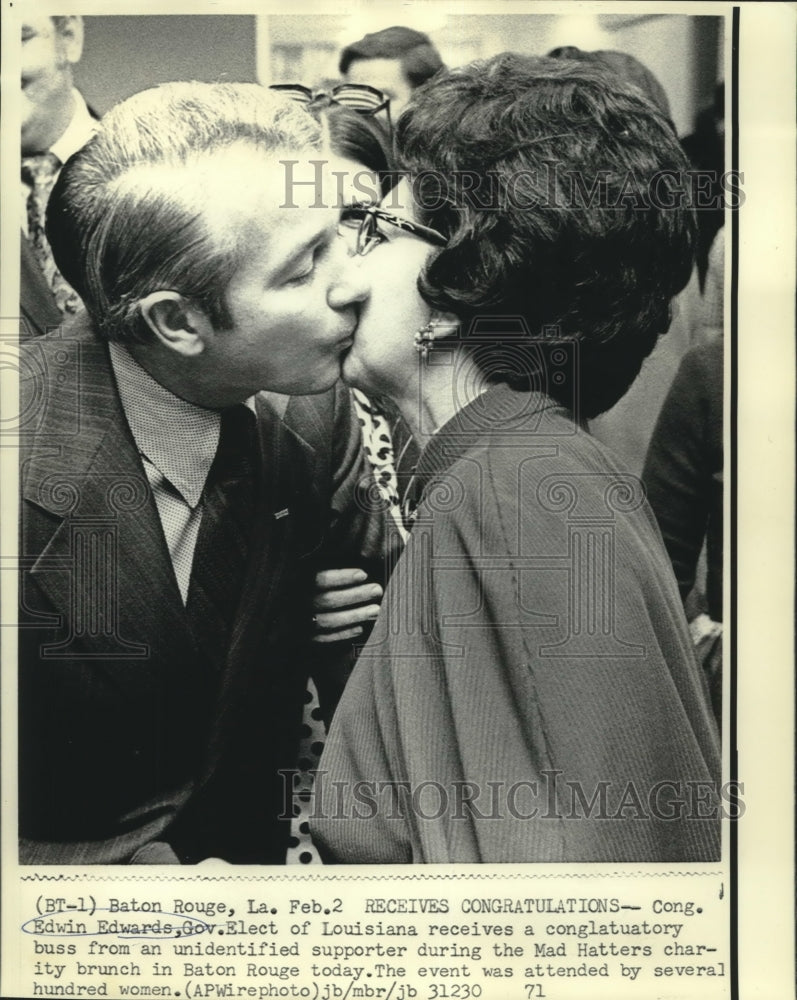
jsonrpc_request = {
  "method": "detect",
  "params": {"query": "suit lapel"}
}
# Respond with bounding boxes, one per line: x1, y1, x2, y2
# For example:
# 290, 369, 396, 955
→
20, 235, 62, 341
24, 327, 327, 811
203, 391, 320, 762
22, 326, 191, 661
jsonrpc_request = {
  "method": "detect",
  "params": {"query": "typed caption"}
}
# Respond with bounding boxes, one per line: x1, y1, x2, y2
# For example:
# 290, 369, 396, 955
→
8, 872, 728, 1000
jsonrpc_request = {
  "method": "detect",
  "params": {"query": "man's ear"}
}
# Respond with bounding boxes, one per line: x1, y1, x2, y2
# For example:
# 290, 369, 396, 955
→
138, 291, 212, 358
55, 16, 84, 66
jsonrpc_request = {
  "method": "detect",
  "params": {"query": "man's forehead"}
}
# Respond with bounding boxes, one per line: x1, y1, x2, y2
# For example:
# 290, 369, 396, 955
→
199, 144, 343, 210
196, 145, 344, 267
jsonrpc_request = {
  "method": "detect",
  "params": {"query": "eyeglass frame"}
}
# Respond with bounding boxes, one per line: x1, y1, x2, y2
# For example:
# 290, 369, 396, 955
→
268, 83, 392, 132
339, 202, 449, 257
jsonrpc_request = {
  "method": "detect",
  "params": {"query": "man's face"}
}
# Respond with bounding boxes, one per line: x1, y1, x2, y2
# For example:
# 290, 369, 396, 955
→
21, 16, 83, 154
200, 148, 369, 401
345, 57, 413, 118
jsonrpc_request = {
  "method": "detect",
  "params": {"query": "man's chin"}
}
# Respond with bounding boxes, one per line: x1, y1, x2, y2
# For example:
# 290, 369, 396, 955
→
292, 365, 344, 396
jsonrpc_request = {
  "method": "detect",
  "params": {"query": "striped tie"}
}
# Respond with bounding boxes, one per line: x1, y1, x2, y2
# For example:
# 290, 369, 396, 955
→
21, 153, 82, 317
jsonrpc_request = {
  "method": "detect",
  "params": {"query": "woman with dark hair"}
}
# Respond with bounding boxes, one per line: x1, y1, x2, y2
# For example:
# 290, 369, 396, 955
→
312, 53, 721, 864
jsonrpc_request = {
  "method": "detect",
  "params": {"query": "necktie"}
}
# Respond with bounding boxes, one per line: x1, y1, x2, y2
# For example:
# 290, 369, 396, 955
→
21, 152, 82, 317
186, 405, 258, 672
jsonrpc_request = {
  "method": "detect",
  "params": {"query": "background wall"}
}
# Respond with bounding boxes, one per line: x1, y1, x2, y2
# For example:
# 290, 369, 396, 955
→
76, 12, 723, 137
75, 15, 258, 115
264, 11, 722, 137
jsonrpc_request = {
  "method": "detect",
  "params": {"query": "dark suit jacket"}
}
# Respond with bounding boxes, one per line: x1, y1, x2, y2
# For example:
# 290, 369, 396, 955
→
20, 235, 63, 341
18, 318, 386, 865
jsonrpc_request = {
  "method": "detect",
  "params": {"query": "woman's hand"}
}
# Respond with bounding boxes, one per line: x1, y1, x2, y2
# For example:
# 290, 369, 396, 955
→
311, 568, 383, 643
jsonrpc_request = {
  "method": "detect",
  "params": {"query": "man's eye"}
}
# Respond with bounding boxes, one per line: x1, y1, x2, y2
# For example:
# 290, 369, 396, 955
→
287, 261, 314, 285
286, 239, 333, 285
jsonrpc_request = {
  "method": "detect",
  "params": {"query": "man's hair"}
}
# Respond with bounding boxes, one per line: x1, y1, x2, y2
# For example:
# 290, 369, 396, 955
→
46, 81, 321, 343
396, 53, 696, 418
547, 45, 671, 118
339, 26, 444, 89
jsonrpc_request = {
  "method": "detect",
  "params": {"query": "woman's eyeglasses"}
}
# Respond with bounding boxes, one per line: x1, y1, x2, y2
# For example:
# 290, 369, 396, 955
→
269, 83, 392, 131
338, 203, 448, 257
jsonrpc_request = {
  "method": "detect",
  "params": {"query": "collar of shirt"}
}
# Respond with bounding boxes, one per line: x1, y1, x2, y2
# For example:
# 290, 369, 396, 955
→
21, 90, 98, 235
109, 342, 222, 509
50, 89, 98, 164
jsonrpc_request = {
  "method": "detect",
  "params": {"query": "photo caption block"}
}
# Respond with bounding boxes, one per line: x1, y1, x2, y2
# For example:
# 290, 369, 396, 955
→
8, 870, 729, 1000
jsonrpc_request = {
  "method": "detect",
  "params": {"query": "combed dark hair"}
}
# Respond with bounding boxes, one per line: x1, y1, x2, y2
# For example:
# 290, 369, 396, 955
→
547, 46, 671, 117
46, 81, 321, 343
307, 94, 395, 195
396, 53, 697, 417
339, 26, 444, 89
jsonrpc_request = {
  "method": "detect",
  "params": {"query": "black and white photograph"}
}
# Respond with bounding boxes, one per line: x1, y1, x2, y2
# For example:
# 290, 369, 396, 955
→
1, 2, 793, 998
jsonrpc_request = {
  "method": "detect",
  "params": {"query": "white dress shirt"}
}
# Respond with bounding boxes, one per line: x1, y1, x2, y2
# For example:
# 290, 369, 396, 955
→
109, 342, 222, 603
21, 88, 98, 234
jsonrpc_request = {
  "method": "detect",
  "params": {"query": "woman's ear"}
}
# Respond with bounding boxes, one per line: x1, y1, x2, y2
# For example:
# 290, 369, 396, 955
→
138, 291, 212, 358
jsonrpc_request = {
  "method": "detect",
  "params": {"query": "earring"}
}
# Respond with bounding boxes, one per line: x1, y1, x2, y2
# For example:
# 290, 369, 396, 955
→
414, 321, 436, 358
414, 315, 459, 358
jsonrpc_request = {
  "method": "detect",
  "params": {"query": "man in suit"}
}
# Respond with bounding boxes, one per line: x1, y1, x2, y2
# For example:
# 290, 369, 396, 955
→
18, 81, 385, 865
21, 15, 95, 339
339, 26, 444, 118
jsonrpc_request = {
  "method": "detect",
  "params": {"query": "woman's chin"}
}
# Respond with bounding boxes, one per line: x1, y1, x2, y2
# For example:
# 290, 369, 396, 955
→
340, 349, 375, 394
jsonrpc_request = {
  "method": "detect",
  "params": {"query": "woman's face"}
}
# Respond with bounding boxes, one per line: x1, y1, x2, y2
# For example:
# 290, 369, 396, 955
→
341, 180, 436, 400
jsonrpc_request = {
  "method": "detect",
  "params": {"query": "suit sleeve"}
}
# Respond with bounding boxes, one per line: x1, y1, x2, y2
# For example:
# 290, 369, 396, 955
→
643, 345, 719, 602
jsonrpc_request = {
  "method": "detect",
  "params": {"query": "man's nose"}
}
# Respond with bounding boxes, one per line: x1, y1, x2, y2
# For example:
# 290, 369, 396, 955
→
327, 241, 369, 309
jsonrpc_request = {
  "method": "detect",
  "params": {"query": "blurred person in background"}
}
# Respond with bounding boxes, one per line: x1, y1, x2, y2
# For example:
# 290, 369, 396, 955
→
553, 51, 725, 696
339, 25, 445, 118
548, 44, 710, 477
681, 83, 725, 290
643, 228, 725, 726
21, 15, 94, 339
312, 53, 720, 865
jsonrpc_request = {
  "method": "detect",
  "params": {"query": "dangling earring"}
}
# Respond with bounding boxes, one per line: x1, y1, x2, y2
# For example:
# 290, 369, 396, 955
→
415, 314, 459, 358
414, 320, 436, 359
